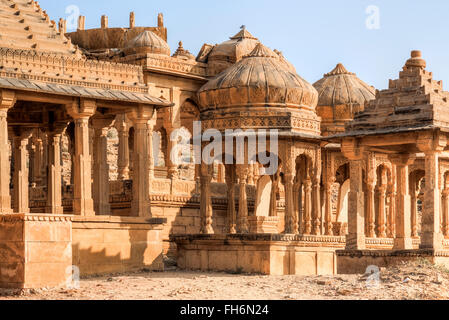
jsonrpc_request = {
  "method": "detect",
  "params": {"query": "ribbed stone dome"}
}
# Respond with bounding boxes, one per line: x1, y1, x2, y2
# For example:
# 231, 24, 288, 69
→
125, 30, 170, 56
313, 63, 375, 135
198, 43, 320, 135
199, 43, 319, 112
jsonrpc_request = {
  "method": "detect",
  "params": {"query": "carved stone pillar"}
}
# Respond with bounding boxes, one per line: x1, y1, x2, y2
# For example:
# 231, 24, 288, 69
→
293, 182, 301, 234
147, 120, 155, 181
346, 159, 366, 250
377, 185, 387, 238
66, 100, 96, 216
366, 183, 376, 238
237, 165, 249, 234
303, 179, 313, 235
284, 173, 295, 234
46, 131, 64, 214
32, 133, 43, 185
421, 151, 443, 249
166, 126, 179, 180
226, 169, 236, 234
410, 172, 419, 238
324, 178, 335, 236
0, 91, 14, 213
200, 163, 213, 234
12, 130, 32, 213
443, 189, 449, 237
92, 118, 113, 215
391, 157, 413, 249
127, 106, 154, 217
269, 174, 278, 217
386, 179, 396, 238
411, 189, 419, 238
312, 173, 322, 235
115, 114, 130, 181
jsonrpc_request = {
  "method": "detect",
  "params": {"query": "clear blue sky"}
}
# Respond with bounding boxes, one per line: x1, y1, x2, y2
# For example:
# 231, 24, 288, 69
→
39, 0, 449, 90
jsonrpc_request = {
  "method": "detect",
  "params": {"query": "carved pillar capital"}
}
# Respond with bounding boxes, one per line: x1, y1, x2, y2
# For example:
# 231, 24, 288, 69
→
0, 90, 16, 112
66, 99, 97, 120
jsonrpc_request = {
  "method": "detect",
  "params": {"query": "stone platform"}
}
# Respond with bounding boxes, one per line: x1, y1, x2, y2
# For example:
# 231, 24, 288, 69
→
0, 213, 167, 289
337, 249, 449, 274
72, 216, 166, 276
172, 234, 346, 276
0, 214, 73, 289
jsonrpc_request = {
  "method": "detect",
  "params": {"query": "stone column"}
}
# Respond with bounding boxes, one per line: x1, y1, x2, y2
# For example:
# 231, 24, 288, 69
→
66, 100, 96, 216
92, 118, 113, 215
46, 130, 64, 214
410, 172, 419, 238
443, 189, 449, 237
237, 165, 249, 234
127, 105, 154, 217
303, 179, 313, 235
390, 156, 413, 249
324, 178, 335, 236
293, 182, 301, 234
284, 173, 295, 234
115, 114, 130, 180
377, 185, 387, 238
12, 130, 32, 213
165, 87, 182, 180
147, 119, 156, 181
365, 152, 376, 238
421, 151, 443, 249
166, 126, 179, 180
226, 167, 236, 234
346, 159, 366, 250
200, 163, 213, 234
386, 180, 396, 238
31, 133, 43, 185
269, 174, 278, 217
0, 91, 15, 213
0, 90, 16, 214
312, 173, 322, 235
411, 188, 419, 238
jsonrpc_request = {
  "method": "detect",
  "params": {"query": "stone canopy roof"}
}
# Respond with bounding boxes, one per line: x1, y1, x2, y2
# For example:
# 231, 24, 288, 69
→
313, 63, 375, 136
0, 0, 80, 56
198, 42, 318, 111
0, 77, 172, 106
344, 51, 449, 136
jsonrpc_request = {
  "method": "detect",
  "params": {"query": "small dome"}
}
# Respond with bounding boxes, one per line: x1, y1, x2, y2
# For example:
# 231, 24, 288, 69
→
313, 63, 375, 135
207, 28, 260, 76
125, 30, 170, 55
198, 43, 320, 134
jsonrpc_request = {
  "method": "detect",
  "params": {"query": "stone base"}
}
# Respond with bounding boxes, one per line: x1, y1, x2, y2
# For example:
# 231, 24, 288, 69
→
72, 216, 165, 276
337, 249, 449, 274
0, 214, 72, 289
248, 216, 280, 234
172, 234, 346, 276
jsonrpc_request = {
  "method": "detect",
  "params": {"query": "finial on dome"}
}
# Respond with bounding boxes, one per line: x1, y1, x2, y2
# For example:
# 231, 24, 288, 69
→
178, 41, 183, 48
245, 42, 278, 58
230, 27, 258, 40
405, 50, 426, 69
324, 63, 355, 77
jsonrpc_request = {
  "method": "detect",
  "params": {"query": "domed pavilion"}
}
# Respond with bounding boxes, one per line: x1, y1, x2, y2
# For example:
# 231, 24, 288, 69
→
197, 42, 324, 237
